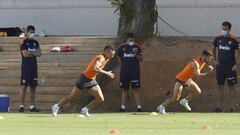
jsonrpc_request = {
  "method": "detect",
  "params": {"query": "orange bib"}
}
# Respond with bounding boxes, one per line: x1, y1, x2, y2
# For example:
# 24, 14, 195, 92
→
176, 58, 206, 82
84, 54, 109, 79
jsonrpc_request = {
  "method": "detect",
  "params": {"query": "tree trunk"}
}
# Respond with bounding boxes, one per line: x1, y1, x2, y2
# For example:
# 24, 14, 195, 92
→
115, 0, 158, 47
99, 0, 158, 85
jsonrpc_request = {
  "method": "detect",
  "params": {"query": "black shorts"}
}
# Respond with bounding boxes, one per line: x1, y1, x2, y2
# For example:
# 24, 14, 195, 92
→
21, 75, 38, 86
75, 74, 98, 90
216, 64, 237, 86
120, 69, 141, 90
175, 79, 189, 87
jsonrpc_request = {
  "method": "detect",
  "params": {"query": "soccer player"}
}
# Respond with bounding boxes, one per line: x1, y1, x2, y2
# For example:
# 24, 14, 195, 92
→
157, 50, 213, 114
52, 46, 115, 117
213, 21, 240, 112
117, 33, 143, 112
19, 25, 41, 112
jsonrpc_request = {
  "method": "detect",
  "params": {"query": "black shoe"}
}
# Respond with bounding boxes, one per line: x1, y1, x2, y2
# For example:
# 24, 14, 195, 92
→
120, 108, 126, 112
29, 107, 40, 112
214, 107, 222, 113
137, 108, 142, 112
19, 107, 24, 112
229, 108, 236, 112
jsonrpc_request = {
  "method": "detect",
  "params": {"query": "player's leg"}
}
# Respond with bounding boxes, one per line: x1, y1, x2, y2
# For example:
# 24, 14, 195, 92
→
29, 76, 39, 112
58, 87, 81, 107
157, 81, 183, 114
52, 87, 82, 117
180, 80, 200, 111
121, 90, 129, 112
215, 64, 226, 112
29, 86, 40, 112
131, 69, 142, 112
120, 70, 130, 112
19, 85, 28, 112
133, 90, 142, 112
228, 85, 237, 111
227, 70, 238, 111
19, 75, 30, 112
81, 85, 104, 116
215, 85, 224, 112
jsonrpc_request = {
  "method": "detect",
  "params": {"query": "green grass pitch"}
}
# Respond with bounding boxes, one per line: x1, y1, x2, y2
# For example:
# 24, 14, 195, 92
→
0, 112, 240, 135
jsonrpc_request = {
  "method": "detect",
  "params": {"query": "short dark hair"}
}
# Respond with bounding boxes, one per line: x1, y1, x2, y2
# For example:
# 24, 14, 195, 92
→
222, 21, 232, 30
104, 45, 114, 51
202, 49, 213, 56
127, 33, 134, 38
26, 25, 35, 32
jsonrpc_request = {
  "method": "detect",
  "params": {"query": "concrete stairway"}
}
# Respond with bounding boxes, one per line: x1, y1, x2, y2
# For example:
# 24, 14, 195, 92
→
0, 36, 115, 112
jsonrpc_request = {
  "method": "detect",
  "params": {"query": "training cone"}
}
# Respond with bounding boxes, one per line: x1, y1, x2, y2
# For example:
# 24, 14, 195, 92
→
150, 112, 158, 115
201, 125, 212, 130
110, 129, 120, 134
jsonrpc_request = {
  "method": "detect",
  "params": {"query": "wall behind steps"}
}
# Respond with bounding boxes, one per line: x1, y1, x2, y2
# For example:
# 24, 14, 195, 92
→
1, 0, 240, 36
0, 0, 118, 36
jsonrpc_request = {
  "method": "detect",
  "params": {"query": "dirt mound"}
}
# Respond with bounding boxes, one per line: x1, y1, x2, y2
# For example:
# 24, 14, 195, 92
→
100, 37, 236, 112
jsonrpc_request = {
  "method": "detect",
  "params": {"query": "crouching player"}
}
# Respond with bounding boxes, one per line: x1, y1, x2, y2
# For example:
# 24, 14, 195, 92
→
157, 50, 214, 114
52, 46, 115, 117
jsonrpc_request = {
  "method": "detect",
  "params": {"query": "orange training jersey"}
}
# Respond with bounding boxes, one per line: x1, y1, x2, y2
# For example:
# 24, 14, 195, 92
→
84, 54, 109, 79
176, 58, 206, 82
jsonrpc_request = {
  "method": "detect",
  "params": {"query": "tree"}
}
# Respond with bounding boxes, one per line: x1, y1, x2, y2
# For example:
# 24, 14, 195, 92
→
109, 0, 158, 46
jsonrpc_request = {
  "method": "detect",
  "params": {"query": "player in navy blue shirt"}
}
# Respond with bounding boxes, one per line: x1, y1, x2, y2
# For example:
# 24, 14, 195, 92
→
117, 33, 143, 112
19, 25, 41, 112
213, 21, 240, 112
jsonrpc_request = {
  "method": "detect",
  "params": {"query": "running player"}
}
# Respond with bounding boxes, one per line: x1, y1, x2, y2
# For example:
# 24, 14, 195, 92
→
52, 45, 115, 117
157, 50, 213, 114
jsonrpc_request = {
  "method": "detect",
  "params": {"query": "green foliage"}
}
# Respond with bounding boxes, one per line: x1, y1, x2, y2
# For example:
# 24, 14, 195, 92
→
108, 0, 134, 23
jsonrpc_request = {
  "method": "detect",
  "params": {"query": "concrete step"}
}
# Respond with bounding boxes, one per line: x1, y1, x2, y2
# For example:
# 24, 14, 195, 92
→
0, 51, 98, 55
9, 100, 75, 112
0, 36, 115, 45
0, 76, 79, 85
6, 93, 68, 105
0, 68, 84, 76
9, 102, 60, 112
9, 97, 68, 112
0, 85, 74, 94
0, 44, 106, 52
0, 60, 89, 68
0, 52, 96, 60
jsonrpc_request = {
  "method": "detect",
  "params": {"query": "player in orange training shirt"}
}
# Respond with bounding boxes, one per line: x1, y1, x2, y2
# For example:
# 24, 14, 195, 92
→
52, 46, 115, 117
157, 50, 214, 114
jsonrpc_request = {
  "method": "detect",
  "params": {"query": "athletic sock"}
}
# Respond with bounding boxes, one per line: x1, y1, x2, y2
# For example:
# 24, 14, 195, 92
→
121, 105, 126, 109
29, 105, 35, 110
82, 107, 88, 111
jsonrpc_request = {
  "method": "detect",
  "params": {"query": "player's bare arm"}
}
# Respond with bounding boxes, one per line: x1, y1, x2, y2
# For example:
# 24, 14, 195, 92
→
21, 50, 35, 57
30, 48, 42, 57
136, 54, 143, 62
232, 49, 240, 71
212, 47, 218, 65
192, 61, 213, 76
93, 57, 115, 79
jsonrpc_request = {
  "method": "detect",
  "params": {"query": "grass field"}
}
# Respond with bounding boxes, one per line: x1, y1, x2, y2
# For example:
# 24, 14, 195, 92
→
0, 112, 240, 135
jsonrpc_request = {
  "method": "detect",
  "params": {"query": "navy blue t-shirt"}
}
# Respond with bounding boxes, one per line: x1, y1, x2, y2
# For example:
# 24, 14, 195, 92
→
213, 35, 240, 64
20, 39, 40, 75
117, 43, 143, 71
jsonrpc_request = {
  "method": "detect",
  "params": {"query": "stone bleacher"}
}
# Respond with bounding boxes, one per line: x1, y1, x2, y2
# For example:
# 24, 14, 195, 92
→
0, 36, 115, 112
